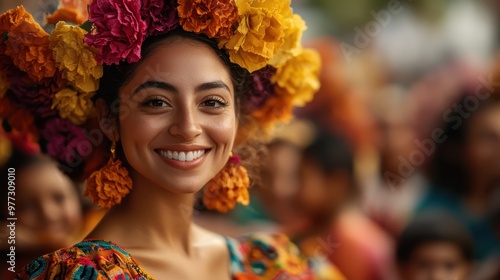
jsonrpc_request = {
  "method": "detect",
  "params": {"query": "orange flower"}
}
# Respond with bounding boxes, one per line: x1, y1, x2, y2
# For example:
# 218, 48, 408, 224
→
203, 158, 250, 213
178, 0, 238, 39
46, 7, 86, 25
251, 94, 294, 126
0, 96, 40, 142
1, 6, 56, 82
84, 157, 133, 208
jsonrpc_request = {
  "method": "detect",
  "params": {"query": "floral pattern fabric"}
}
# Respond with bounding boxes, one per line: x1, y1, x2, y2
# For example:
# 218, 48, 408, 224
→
16, 234, 341, 279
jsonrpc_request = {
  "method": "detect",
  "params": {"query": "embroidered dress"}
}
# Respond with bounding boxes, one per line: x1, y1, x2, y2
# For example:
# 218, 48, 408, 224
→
16, 234, 340, 279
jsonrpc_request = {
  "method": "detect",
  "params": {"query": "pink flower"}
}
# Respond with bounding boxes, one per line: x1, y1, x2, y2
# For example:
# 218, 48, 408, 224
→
141, 0, 179, 36
42, 118, 90, 168
84, 0, 146, 64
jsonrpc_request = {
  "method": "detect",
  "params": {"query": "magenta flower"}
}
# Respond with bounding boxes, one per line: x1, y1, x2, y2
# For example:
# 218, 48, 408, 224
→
244, 66, 277, 113
42, 118, 90, 167
8, 72, 57, 118
84, 0, 147, 64
141, 0, 179, 36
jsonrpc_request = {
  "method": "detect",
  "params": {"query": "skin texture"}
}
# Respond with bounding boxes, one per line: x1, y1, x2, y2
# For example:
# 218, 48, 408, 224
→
15, 162, 82, 249
88, 36, 237, 279
399, 242, 472, 280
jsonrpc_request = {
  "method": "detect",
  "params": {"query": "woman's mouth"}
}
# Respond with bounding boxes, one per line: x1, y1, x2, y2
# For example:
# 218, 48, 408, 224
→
156, 149, 206, 162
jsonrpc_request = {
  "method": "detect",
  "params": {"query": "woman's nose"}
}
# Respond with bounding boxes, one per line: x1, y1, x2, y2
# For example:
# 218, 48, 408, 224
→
168, 105, 202, 140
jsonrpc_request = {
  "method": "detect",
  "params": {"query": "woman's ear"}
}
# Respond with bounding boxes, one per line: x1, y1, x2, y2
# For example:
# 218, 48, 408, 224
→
95, 98, 120, 142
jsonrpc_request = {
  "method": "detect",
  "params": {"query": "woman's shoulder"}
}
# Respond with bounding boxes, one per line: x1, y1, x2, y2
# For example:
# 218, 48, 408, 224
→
226, 232, 313, 279
16, 240, 149, 280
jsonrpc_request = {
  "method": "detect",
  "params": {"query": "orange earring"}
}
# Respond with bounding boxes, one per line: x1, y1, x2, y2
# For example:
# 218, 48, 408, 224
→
203, 153, 250, 213
84, 141, 133, 208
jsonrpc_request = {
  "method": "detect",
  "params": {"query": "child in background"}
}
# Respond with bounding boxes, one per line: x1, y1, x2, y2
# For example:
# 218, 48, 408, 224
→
0, 149, 84, 278
287, 122, 395, 280
396, 212, 474, 280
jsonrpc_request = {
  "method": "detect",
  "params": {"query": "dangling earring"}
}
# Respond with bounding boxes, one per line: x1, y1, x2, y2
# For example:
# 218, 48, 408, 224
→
84, 141, 133, 208
203, 153, 250, 213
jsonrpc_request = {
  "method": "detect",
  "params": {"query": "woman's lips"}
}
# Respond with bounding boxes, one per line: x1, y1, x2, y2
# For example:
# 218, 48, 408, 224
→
155, 148, 210, 170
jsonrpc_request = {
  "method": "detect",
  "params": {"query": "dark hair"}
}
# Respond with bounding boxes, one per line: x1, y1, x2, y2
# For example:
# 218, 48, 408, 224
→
427, 91, 500, 195
302, 124, 354, 177
396, 212, 475, 263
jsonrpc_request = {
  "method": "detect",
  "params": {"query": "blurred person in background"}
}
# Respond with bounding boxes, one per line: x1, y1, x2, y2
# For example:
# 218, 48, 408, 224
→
0, 148, 84, 279
396, 212, 474, 280
416, 90, 500, 262
287, 122, 395, 280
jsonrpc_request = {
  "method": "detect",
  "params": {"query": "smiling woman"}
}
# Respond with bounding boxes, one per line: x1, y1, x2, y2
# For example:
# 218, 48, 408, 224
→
0, 0, 324, 279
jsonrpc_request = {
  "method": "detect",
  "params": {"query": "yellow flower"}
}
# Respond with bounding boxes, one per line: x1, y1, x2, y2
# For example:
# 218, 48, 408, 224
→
49, 22, 103, 93
52, 88, 94, 125
272, 48, 321, 106
222, 0, 292, 72
269, 14, 306, 67
0, 71, 8, 99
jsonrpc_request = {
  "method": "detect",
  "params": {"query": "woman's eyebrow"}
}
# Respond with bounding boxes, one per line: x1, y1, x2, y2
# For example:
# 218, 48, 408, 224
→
195, 80, 230, 93
133, 81, 178, 96
132, 80, 230, 96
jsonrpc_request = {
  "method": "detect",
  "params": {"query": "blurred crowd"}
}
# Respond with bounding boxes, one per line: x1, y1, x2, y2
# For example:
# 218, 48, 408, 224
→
1, 0, 500, 280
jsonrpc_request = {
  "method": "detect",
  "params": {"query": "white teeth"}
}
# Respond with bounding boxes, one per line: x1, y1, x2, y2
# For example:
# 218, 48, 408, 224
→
158, 149, 206, 162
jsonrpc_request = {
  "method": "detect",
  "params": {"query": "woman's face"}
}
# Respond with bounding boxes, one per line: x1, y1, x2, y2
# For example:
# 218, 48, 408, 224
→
116, 37, 237, 194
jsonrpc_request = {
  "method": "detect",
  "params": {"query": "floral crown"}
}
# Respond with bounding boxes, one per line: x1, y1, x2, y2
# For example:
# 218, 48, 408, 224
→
0, 0, 320, 178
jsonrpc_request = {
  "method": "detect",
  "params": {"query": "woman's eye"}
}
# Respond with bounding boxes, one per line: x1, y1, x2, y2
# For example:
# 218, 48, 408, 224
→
201, 98, 228, 108
142, 98, 168, 108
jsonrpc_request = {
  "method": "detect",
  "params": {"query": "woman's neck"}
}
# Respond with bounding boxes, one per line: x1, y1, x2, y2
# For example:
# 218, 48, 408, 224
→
88, 173, 197, 256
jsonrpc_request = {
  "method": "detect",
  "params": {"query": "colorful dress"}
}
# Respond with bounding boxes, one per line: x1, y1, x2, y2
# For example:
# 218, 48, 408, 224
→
16, 233, 337, 279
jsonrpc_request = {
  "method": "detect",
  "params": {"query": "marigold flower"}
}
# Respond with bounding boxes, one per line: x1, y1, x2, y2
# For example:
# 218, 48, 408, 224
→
84, 0, 146, 64
178, 0, 238, 39
222, 0, 292, 72
272, 48, 321, 106
1, 6, 56, 82
0, 96, 39, 142
50, 22, 103, 93
52, 88, 95, 125
85, 157, 133, 208
46, 7, 86, 25
204, 156, 250, 212
269, 14, 306, 67
252, 94, 294, 124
